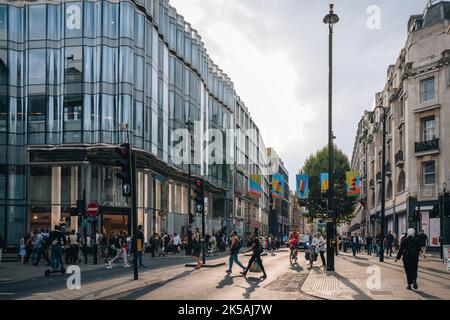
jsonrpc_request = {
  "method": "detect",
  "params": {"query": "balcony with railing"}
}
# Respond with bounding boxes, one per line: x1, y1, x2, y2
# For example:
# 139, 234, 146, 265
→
385, 162, 392, 175
415, 139, 439, 154
376, 172, 382, 182
395, 150, 404, 166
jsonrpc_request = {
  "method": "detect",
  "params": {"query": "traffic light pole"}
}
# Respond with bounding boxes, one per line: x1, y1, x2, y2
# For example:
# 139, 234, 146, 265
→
441, 185, 446, 260
187, 163, 192, 256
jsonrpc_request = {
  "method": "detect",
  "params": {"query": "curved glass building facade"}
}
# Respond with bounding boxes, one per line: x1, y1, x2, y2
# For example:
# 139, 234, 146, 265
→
0, 0, 272, 245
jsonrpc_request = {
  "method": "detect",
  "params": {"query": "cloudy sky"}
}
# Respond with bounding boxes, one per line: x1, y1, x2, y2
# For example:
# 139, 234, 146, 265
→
170, 0, 430, 188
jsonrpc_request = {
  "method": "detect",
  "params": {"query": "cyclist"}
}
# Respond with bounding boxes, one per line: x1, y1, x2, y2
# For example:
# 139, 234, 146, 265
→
288, 228, 300, 264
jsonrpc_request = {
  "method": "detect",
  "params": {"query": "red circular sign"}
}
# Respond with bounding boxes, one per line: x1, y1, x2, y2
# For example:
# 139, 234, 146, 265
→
87, 203, 99, 217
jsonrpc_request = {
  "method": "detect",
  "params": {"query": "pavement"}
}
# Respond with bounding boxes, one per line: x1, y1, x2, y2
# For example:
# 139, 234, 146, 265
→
0, 248, 315, 300
301, 251, 450, 300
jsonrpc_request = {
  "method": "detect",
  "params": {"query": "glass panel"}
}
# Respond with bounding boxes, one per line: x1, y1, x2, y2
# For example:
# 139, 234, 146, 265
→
28, 49, 46, 85
84, 1, 101, 38
64, 95, 83, 143
103, 1, 118, 38
28, 96, 46, 131
0, 49, 7, 85
29, 5, 47, 40
65, 47, 83, 83
101, 95, 114, 143
135, 13, 145, 48
119, 46, 133, 83
120, 2, 134, 39
134, 101, 143, 137
0, 96, 6, 134
47, 49, 62, 85
83, 46, 101, 83
421, 78, 435, 102
102, 46, 118, 83
65, 2, 83, 38
9, 6, 24, 43
0, 5, 7, 40
47, 4, 62, 40
423, 162, 435, 185
135, 54, 144, 91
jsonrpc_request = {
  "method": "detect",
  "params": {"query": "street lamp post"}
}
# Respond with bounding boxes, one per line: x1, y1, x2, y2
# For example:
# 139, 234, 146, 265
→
324, 3, 339, 272
186, 119, 194, 256
372, 105, 387, 262
441, 183, 447, 260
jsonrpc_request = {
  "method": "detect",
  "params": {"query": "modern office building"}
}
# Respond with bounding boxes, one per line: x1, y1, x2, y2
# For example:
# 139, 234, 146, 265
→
350, 1, 450, 248
233, 96, 270, 238
0, 0, 274, 245
267, 148, 290, 238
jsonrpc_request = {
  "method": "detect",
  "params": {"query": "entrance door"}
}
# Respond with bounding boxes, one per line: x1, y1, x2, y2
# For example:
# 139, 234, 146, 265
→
102, 213, 129, 236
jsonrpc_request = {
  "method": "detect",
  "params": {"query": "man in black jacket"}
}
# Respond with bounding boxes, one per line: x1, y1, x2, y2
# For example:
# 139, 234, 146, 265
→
47, 225, 66, 270
136, 225, 146, 268
396, 228, 422, 290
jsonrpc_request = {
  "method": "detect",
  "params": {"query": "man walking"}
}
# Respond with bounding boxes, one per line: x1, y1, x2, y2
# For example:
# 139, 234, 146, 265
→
173, 233, 181, 255
351, 233, 358, 257
366, 234, 373, 255
386, 231, 394, 257
136, 225, 146, 268
395, 228, 422, 290
226, 231, 246, 274
418, 230, 428, 259
241, 228, 267, 280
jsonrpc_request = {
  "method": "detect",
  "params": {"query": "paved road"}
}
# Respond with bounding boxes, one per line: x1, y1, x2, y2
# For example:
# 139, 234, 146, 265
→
0, 250, 318, 300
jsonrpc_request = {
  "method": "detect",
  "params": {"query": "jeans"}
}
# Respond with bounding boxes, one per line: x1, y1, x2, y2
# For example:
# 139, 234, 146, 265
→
228, 252, 245, 271
244, 254, 266, 276
51, 245, 62, 270
351, 244, 357, 256
367, 244, 373, 255
138, 251, 145, 266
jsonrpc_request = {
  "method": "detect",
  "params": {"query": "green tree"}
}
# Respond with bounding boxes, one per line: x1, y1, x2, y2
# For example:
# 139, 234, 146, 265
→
298, 145, 357, 224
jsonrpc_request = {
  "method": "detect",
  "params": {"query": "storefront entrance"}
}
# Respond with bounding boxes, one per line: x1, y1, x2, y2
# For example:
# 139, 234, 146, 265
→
100, 207, 131, 236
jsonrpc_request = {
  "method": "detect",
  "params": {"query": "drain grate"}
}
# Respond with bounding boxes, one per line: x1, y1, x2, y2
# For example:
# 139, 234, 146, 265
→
311, 274, 341, 294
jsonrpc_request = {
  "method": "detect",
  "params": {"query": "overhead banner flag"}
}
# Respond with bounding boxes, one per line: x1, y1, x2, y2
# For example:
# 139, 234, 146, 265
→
248, 174, 262, 198
272, 175, 285, 199
296, 174, 309, 199
346, 171, 361, 197
320, 173, 329, 193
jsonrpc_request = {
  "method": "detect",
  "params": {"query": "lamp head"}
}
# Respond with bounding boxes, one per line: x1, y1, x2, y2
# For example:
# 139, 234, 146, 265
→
323, 3, 339, 25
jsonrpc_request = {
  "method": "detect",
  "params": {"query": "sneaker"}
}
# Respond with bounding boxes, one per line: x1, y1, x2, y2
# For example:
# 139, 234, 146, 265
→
225, 270, 232, 274
413, 282, 418, 290
106, 262, 113, 269
240, 272, 247, 277
260, 275, 267, 280
124, 264, 131, 268
406, 285, 412, 290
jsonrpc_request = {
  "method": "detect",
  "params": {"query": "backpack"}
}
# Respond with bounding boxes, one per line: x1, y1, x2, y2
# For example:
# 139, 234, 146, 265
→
236, 238, 243, 251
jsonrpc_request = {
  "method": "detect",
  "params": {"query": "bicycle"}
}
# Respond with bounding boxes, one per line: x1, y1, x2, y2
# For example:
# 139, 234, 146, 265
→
289, 245, 299, 266
205, 243, 219, 257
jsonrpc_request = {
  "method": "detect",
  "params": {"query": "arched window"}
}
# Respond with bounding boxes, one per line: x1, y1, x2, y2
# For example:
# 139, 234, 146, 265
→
397, 171, 406, 193
387, 180, 393, 199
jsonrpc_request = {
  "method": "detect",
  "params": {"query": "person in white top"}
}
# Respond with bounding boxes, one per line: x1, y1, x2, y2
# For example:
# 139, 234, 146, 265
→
173, 233, 181, 254
311, 233, 327, 268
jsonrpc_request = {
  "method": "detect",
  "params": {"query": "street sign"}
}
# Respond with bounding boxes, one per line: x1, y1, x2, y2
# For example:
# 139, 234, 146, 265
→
123, 183, 131, 197
87, 203, 99, 217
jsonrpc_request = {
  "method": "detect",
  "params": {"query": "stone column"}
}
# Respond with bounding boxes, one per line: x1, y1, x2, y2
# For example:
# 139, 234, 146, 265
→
70, 166, 79, 231
51, 167, 61, 230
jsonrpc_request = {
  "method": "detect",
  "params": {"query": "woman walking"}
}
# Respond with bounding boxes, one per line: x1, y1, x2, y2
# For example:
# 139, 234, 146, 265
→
395, 228, 422, 290
226, 231, 246, 274
241, 228, 267, 280
191, 227, 203, 269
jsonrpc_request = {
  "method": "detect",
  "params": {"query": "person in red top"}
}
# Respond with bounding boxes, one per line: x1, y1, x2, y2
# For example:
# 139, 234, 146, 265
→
288, 228, 300, 263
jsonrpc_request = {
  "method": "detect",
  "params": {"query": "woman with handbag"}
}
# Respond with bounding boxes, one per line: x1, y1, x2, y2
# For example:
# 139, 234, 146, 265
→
240, 228, 267, 280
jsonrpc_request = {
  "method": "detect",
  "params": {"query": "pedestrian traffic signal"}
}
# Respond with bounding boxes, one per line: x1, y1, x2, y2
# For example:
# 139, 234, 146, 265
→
115, 143, 132, 197
193, 180, 205, 214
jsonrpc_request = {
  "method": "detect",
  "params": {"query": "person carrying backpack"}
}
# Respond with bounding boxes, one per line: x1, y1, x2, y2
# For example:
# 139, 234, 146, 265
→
33, 229, 50, 266
226, 231, 245, 274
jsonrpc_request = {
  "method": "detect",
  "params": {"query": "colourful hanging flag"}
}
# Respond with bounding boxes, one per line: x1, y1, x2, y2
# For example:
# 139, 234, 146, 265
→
248, 174, 262, 198
320, 173, 329, 193
272, 175, 285, 199
296, 174, 309, 199
346, 171, 361, 197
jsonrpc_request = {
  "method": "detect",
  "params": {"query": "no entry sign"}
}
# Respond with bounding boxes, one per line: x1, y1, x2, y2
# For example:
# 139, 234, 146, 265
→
87, 203, 99, 217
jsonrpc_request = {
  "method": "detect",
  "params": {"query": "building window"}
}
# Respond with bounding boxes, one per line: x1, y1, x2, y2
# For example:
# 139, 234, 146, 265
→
423, 117, 436, 142
397, 170, 406, 193
421, 78, 435, 102
423, 161, 435, 186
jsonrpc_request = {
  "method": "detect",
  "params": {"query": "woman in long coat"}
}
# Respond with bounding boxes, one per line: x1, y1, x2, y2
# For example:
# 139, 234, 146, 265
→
395, 228, 422, 290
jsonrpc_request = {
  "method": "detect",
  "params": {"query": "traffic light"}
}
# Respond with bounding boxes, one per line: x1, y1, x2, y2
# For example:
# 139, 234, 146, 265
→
193, 180, 205, 215
413, 210, 421, 222
115, 143, 132, 197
